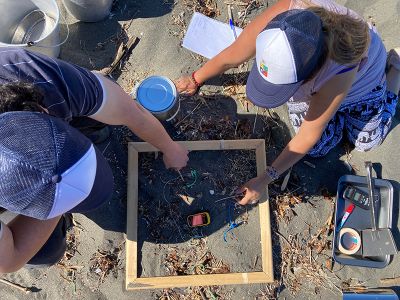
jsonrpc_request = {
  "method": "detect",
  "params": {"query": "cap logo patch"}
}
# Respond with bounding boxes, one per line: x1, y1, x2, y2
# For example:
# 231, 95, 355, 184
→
259, 61, 268, 77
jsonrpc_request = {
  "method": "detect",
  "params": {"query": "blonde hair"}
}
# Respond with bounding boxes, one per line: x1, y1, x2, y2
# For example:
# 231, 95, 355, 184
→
306, 6, 370, 65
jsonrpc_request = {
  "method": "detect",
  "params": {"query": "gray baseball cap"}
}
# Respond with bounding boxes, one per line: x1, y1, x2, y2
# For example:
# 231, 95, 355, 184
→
0, 111, 113, 220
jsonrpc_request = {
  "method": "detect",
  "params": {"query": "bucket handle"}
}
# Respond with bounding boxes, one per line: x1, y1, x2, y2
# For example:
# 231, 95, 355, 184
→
166, 99, 180, 122
26, 11, 70, 49
129, 82, 140, 99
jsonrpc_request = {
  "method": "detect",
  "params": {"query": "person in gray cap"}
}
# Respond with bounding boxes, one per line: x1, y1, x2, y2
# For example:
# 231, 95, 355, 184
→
175, 0, 400, 204
0, 48, 189, 272
0, 111, 114, 272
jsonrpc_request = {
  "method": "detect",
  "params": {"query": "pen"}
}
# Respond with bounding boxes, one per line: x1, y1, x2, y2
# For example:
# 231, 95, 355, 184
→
229, 19, 238, 40
336, 203, 355, 232
228, 5, 237, 40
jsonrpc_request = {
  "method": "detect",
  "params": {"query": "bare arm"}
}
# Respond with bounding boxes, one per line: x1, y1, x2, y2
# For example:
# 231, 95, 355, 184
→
175, 0, 291, 94
0, 216, 61, 273
239, 68, 358, 204
89, 74, 188, 170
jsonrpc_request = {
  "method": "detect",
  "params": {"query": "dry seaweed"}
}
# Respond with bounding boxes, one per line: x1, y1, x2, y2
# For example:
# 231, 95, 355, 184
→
184, 0, 221, 18
307, 203, 335, 254
271, 193, 304, 223
157, 285, 233, 300
175, 113, 252, 140
164, 240, 230, 276
63, 227, 80, 261
278, 233, 340, 295
89, 244, 123, 283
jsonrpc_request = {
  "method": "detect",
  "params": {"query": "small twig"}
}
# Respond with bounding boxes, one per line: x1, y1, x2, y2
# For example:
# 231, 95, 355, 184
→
227, 4, 233, 21
280, 167, 292, 191
0, 278, 31, 294
234, 121, 239, 137
101, 140, 112, 155
199, 287, 208, 300
162, 176, 180, 204
58, 263, 84, 270
214, 195, 238, 203
303, 161, 316, 168
287, 185, 302, 195
240, 0, 257, 27
275, 231, 292, 246
381, 276, 400, 285
177, 170, 185, 182
224, 1, 250, 6
266, 108, 280, 122
165, 290, 172, 300
175, 101, 203, 127
100, 36, 140, 75
253, 255, 259, 269
252, 107, 259, 134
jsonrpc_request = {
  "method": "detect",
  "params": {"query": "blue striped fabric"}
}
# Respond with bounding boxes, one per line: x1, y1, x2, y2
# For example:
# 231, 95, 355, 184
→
0, 47, 103, 121
288, 83, 398, 156
336, 65, 358, 75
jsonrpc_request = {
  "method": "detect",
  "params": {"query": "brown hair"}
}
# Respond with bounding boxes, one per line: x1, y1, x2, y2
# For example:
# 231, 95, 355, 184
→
0, 82, 45, 114
306, 6, 370, 65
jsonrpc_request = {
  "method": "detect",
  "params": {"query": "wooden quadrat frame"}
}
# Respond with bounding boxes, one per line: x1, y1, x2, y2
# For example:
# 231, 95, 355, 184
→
126, 139, 273, 290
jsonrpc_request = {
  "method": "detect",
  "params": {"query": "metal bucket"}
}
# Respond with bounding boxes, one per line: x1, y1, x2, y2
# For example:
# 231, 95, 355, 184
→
135, 76, 180, 122
0, 0, 61, 58
62, 0, 113, 22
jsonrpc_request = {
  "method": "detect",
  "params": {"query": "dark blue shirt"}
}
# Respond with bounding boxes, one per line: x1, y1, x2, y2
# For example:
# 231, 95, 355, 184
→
0, 47, 103, 121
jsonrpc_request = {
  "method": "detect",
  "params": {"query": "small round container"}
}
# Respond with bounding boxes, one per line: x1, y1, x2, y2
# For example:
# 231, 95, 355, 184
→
135, 76, 180, 122
338, 228, 361, 255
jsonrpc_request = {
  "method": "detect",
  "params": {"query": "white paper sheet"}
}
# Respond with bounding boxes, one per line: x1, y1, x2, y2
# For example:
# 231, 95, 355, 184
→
182, 12, 243, 59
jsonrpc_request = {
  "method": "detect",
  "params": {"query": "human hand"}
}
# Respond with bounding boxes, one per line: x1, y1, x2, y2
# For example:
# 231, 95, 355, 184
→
163, 142, 189, 170
237, 174, 270, 205
174, 76, 198, 96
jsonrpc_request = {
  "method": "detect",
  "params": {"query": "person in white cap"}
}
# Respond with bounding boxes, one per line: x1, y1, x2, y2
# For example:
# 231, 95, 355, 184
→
175, 0, 400, 204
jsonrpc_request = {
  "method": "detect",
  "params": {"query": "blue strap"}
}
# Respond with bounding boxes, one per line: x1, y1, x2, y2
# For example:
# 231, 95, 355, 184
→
336, 64, 358, 75
223, 221, 243, 242
186, 170, 198, 188
223, 203, 244, 242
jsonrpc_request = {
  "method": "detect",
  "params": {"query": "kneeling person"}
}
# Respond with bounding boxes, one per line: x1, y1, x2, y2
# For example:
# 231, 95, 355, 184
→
0, 47, 188, 169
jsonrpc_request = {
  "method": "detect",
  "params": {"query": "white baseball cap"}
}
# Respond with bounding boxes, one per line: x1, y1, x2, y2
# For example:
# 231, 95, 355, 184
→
246, 9, 325, 108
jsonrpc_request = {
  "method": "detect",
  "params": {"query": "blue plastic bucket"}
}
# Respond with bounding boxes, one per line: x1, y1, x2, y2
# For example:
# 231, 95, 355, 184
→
135, 76, 179, 121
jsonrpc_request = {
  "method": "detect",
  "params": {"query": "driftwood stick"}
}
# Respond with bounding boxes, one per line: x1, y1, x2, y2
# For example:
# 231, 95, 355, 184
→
0, 278, 31, 294
199, 287, 207, 300
100, 36, 140, 75
380, 277, 400, 286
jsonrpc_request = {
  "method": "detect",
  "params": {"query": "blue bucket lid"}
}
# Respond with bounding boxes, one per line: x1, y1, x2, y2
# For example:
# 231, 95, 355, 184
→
136, 76, 177, 112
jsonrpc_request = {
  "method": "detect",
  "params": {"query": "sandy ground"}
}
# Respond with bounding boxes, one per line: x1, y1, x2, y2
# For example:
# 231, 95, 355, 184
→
0, 0, 400, 299
138, 150, 261, 278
